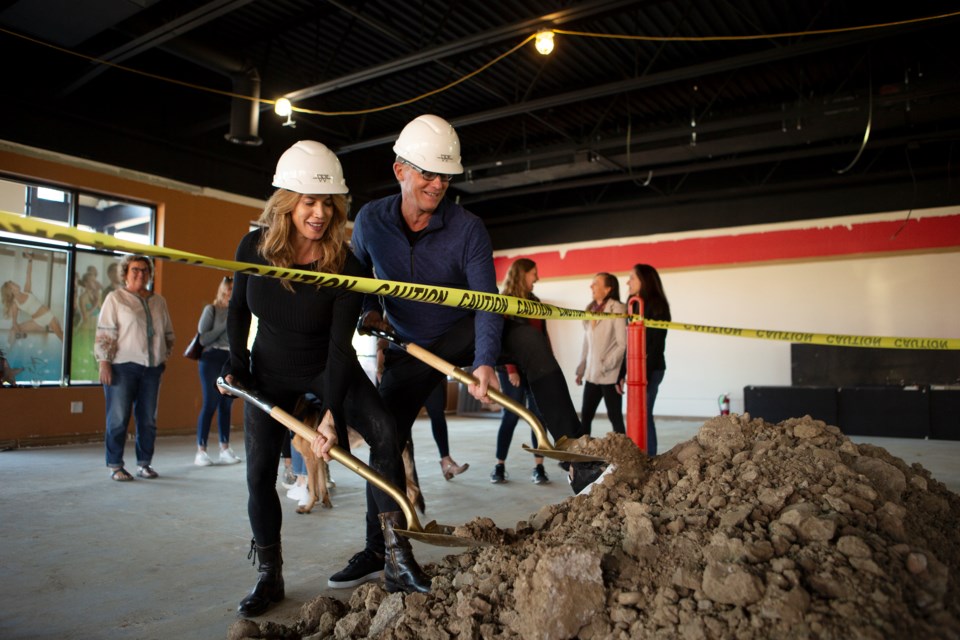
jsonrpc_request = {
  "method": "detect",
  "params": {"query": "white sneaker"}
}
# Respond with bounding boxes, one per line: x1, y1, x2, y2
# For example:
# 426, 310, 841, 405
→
194, 450, 213, 466
286, 483, 308, 502
219, 447, 241, 464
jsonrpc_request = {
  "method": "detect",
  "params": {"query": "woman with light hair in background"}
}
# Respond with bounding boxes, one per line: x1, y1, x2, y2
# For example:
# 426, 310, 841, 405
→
193, 276, 239, 466
625, 263, 671, 455
575, 272, 627, 435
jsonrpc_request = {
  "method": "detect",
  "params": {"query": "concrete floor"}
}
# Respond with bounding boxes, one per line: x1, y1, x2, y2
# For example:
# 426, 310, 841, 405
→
1, 415, 958, 640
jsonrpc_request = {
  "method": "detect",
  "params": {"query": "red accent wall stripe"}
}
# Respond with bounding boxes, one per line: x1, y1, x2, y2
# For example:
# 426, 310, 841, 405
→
494, 213, 960, 281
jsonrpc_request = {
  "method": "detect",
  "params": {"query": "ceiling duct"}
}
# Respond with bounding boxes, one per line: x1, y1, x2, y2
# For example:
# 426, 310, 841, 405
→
224, 66, 262, 146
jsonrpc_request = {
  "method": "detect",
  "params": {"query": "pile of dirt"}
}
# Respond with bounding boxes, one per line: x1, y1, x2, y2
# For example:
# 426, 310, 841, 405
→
229, 414, 960, 640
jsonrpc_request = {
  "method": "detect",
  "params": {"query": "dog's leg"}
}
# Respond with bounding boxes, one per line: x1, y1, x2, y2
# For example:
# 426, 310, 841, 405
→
402, 439, 425, 514
292, 434, 317, 514
317, 459, 332, 508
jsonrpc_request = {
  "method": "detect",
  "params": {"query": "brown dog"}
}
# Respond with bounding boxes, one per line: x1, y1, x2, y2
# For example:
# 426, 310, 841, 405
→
291, 396, 424, 515
291, 397, 334, 514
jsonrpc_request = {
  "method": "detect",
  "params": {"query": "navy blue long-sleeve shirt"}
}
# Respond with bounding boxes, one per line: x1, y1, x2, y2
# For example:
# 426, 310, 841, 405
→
351, 194, 504, 368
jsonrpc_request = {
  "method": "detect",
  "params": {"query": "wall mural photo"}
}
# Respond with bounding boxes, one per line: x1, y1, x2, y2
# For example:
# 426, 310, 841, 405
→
70, 253, 122, 383
0, 245, 67, 385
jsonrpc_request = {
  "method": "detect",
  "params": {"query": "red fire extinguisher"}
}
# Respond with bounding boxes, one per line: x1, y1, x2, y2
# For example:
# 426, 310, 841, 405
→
718, 393, 730, 416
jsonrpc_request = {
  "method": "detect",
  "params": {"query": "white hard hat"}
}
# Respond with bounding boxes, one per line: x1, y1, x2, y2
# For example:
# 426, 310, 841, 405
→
392, 114, 463, 174
272, 140, 349, 194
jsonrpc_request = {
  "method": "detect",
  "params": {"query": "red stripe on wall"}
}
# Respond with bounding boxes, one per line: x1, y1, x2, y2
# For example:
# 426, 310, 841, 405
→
494, 213, 960, 281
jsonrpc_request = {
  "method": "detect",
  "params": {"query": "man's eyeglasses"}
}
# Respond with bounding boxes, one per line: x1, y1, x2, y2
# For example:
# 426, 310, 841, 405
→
399, 159, 453, 183
129, 267, 149, 274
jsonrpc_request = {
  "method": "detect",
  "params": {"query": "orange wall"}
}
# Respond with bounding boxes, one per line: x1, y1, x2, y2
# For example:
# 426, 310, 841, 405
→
0, 148, 262, 446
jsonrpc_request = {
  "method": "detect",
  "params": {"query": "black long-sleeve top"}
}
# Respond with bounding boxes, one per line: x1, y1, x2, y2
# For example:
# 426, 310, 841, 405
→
227, 228, 367, 430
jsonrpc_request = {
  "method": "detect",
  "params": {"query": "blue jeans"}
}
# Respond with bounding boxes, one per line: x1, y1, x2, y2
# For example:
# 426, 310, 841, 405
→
289, 435, 306, 475
495, 369, 541, 461
646, 369, 665, 455
197, 348, 234, 447
104, 362, 165, 468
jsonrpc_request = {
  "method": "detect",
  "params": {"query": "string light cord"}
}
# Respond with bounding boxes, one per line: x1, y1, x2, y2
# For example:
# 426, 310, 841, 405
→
551, 9, 960, 42
1, 9, 957, 117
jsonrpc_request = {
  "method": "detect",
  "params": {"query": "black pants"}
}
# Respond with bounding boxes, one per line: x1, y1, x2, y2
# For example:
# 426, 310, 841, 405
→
580, 381, 625, 435
423, 381, 449, 458
365, 314, 582, 551
244, 362, 404, 548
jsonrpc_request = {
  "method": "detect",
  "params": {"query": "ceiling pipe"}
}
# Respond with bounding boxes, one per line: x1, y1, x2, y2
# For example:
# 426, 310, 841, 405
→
224, 66, 262, 146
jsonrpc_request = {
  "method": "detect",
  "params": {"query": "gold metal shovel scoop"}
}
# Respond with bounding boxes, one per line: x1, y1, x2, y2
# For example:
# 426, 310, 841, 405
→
360, 327, 605, 463
216, 377, 488, 548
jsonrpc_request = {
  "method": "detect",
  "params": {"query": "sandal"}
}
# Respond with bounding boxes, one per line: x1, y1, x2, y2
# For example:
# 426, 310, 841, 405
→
110, 467, 134, 482
440, 459, 469, 481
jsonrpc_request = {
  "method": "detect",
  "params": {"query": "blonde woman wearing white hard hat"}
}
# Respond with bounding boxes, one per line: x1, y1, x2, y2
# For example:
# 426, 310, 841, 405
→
220, 140, 430, 617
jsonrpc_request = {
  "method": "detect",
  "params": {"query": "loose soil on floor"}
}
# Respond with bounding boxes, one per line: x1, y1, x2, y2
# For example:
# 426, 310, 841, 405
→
229, 414, 960, 640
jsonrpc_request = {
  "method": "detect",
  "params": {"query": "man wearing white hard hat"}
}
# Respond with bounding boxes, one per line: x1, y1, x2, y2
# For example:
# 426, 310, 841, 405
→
341, 116, 591, 589
220, 140, 430, 617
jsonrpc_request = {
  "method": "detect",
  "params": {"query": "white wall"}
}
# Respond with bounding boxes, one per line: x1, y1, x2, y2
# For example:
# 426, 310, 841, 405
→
532, 251, 960, 419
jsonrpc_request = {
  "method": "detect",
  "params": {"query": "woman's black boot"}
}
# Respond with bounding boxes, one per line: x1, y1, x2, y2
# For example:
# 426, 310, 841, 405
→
238, 538, 285, 617
379, 512, 431, 593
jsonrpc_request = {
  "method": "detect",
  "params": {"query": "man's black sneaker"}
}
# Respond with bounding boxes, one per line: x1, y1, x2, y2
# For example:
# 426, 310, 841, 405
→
490, 463, 507, 484
327, 548, 385, 588
569, 461, 607, 494
531, 464, 550, 485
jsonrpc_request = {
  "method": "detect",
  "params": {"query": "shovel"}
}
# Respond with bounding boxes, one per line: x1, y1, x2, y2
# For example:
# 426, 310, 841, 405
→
360, 326, 605, 463
216, 377, 488, 548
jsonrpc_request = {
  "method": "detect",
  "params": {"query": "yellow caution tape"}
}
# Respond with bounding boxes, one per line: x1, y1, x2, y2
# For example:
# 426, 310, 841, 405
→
638, 319, 960, 351
3, 210, 957, 350
0, 210, 611, 321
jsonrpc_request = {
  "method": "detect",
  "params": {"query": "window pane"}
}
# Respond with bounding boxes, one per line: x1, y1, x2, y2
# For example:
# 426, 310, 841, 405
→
0, 179, 74, 247
0, 176, 157, 387
77, 196, 153, 246
1, 243, 68, 386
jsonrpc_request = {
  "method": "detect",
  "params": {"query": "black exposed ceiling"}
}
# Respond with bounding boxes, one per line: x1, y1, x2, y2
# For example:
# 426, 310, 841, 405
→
2, 0, 959, 249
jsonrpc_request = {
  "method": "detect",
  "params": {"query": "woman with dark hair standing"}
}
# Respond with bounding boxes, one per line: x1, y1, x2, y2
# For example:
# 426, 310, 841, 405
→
193, 276, 239, 466
626, 263, 671, 455
221, 140, 429, 618
575, 272, 627, 435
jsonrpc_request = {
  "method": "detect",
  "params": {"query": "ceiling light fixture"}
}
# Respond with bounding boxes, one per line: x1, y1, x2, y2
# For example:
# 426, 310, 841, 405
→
535, 30, 555, 55
275, 98, 296, 128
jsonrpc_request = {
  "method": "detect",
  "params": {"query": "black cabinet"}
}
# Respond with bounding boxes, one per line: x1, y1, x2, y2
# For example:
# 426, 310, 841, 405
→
837, 386, 930, 438
745, 385, 958, 439
930, 387, 960, 440
744, 386, 837, 425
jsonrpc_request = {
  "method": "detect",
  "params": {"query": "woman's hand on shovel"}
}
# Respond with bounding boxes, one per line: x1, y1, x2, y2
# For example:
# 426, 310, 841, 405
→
310, 410, 338, 462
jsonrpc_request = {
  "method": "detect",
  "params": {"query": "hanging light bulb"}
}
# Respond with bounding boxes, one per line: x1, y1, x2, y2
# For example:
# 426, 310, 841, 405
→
535, 30, 555, 55
275, 98, 292, 117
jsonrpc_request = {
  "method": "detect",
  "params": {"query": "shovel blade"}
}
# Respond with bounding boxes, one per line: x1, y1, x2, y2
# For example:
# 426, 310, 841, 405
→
522, 445, 606, 462
523, 436, 606, 462
396, 521, 491, 548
